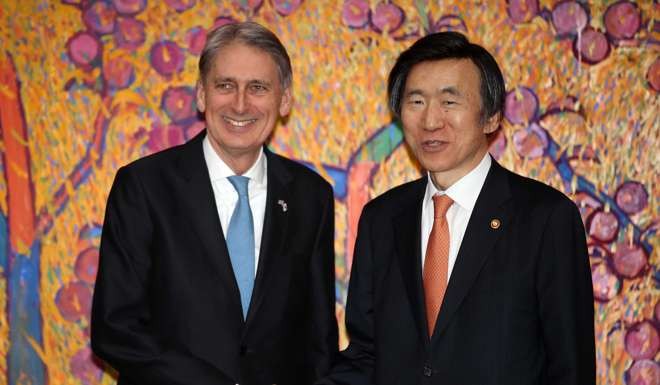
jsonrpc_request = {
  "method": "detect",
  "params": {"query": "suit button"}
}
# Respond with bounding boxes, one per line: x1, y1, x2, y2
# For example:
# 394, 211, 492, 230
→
423, 365, 433, 377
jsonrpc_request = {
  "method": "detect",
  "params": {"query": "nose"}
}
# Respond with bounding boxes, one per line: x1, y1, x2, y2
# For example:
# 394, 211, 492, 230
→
231, 89, 247, 114
423, 101, 444, 131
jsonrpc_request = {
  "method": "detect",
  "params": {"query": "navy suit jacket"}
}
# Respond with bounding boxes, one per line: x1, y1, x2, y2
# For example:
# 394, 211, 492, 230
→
92, 131, 338, 385
321, 160, 595, 385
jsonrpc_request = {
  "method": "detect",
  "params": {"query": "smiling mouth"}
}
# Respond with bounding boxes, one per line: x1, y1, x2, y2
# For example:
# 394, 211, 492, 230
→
223, 116, 257, 127
422, 140, 449, 150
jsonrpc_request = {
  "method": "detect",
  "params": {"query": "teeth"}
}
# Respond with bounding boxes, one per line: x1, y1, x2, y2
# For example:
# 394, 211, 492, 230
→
223, 117, 256, 127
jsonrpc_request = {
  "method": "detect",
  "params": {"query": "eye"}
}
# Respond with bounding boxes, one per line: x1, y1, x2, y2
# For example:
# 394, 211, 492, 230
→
249, 83, 269, 93
215, 82, 234, 91
407, 97, 425, 105
442, 100, 457, 106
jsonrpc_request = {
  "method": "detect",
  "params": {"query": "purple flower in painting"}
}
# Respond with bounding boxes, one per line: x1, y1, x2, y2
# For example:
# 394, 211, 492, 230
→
604, 1, 641, 41
625, 321, 659, 360
551, 1, 589, 37
112, 0, 147, 15
512, 122, 548, 159
211, 16, 237, 31
504, 87, 539, 125
186, 26, 207, 56
507, 0, 540, 24
572, 27, 610, 64
342, 0, 370, 29
114, 17, 146, 51
615, 181, 648, 215
164, 0, 196, 12
148, 123, 186, 152
103, 56, 135, 89
591, 262, 621, 302
370, 2, 405, 34
74, 247, 99, 285
70, 347, 104, 385
161, 86, 197, 125
83, 0, 117, 35
625, 360, 660, 385
150, 40, 185, 77
55, 281, 93, 322
67, 31, 102, 70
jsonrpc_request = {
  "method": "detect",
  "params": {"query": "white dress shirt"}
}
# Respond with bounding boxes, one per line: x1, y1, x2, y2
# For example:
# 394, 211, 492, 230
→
421, 153, 492, 282
203, 135, 267, 275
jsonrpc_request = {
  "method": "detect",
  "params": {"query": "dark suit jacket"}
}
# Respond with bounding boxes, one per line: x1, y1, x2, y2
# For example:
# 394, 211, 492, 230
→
320, 160, 595, 385
91, 132, 338, 385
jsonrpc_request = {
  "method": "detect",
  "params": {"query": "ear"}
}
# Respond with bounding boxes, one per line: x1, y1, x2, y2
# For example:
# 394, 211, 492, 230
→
482, 112, 501, 135
196, 80, 206, 113
279, 86, 292, 116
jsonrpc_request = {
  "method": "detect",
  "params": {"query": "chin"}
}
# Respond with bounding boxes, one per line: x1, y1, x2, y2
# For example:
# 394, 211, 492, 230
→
418, 158, 450, 173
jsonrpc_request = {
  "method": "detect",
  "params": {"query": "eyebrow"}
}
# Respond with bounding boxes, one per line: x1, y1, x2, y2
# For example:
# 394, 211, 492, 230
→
404, 86, 463, 98
212, 76, 235, 83
248, 79, 272, 87
212, 77, 272, 86
439, 86, 462, 97
404, 89, 424, 98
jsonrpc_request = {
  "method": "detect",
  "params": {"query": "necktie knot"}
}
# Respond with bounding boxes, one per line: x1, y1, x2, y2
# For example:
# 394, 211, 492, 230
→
228, 175, 250, 197
432, 194, 453, 219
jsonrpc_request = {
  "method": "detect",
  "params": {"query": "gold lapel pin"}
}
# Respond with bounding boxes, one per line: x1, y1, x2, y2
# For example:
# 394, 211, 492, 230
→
490, 218, 501, 229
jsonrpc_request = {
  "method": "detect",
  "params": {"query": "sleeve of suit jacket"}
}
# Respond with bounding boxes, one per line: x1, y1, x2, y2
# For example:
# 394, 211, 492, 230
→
91, 166, 234, 385
317, 203, 377, 385
306, 180, 340, 380
536, 197, 596, 384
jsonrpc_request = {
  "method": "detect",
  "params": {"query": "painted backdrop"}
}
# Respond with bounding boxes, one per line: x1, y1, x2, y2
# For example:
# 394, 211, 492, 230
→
0, 1, 658, 384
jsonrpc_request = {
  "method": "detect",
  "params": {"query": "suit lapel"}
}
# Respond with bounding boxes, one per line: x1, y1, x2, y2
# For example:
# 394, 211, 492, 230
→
174, 132, 244, 321
393, 178, 429, 342
432, 161, 513, 338
244, 149, 292, 329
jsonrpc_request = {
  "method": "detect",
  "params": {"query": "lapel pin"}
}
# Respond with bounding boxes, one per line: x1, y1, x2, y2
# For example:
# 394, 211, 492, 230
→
490, 218, 501, 229
277, 199, 288, 212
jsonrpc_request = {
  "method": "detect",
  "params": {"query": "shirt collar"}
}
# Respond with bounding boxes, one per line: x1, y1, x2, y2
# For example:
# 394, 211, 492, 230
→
424, 152, 492, 212
203, 134, 268, 187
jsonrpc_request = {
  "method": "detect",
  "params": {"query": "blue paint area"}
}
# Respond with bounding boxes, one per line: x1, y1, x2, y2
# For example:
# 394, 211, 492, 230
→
0, 214, 7, 272
299, 161, 349, 200
354, 121, 404, 164
322, 165, 348, 199
8, 242, 45, 385
79, 223, 103, 240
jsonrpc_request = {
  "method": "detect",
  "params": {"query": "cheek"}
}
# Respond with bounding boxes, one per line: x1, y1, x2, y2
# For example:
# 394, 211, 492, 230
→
402, 128, 416, 145
204, 95, 226, 110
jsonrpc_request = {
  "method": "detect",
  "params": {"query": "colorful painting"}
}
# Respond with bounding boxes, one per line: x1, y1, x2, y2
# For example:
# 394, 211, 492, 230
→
0, 1, 657, 384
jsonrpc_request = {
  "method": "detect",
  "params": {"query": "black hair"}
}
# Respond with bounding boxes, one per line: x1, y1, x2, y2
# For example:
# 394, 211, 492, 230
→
387, 31, 505, 124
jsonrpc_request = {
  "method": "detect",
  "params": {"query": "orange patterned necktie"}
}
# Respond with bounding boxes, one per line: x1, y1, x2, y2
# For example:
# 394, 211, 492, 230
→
423, 194, 454, 337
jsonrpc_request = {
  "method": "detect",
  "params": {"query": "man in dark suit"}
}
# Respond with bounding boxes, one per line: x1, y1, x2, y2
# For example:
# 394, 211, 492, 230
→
91, 22, 338, 385
320, 32, 595, 385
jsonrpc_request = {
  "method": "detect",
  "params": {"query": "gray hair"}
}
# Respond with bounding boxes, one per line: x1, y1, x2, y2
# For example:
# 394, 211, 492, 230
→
198, 21, 292, 89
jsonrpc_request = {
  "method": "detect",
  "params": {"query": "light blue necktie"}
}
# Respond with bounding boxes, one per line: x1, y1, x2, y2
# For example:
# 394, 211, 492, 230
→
226, 175, 255, 319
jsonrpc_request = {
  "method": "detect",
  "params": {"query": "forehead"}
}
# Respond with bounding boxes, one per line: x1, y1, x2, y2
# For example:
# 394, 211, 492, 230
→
207, 42, 280, 82
405, 58, 481, 95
